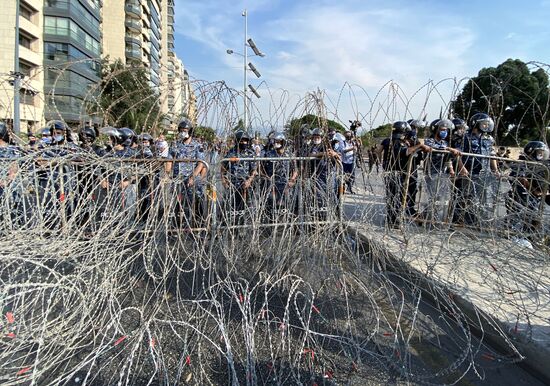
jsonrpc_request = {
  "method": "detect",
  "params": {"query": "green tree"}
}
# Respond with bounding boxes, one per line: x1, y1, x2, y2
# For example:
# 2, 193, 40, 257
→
194, 126, 217, 143
359, 123, 392, 147
286, 114, 347, 138
93, 59, 164, 133
452, 59, 550, 145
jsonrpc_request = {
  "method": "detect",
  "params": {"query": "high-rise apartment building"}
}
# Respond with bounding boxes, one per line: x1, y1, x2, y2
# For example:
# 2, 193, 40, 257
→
43, 0, 102, 124
0, 0, 193, 131
103, 0, 193, 126
0, 0, 44, 132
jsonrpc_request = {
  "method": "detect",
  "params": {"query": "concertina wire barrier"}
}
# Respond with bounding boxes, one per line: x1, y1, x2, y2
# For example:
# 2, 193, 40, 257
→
0, 152, 345, 236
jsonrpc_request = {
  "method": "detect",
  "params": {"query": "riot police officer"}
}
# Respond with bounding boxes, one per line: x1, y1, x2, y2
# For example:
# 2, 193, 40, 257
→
262, 132, 298, 221
98, 127, 139, 229
165, 119, 207, 229
506, 141, 549, 244
0, 122, 22, 230
221, 130, 258, 225
79, 125, 105, 156
384, 121, 431, 229
36, 120, 78, 229
456, 113, 500, 227
423, 119, 464, 223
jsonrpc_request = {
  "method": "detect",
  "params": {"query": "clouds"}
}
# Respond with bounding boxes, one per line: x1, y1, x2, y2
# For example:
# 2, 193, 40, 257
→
172, 0, 548, 127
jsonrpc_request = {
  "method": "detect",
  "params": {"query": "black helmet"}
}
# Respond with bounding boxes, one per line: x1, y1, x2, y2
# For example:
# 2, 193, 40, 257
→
469, 113, 494, 133
523, 141, 549, 161
429, 119, 441, 134
0, 121, 9, 142
177, 119, 194, 135
118, 127, 136, 147
235, 130, 251, 142
79, 126, 97, 144
451, 118, 468, 135
392, 121, 410, 140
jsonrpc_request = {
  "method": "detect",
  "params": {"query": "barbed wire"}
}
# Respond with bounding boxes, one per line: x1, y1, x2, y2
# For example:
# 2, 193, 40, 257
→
0, 61, 549, 385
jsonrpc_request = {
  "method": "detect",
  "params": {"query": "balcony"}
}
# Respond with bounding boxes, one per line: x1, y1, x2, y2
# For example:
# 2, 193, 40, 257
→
125, 19, 142, 32
125, 36, 142, 47
125, 3, 142, 18
125, 48, 141, 60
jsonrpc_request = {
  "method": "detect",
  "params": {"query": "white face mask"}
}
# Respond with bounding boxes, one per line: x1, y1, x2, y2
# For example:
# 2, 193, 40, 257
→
178, 132, 189, 141
313, 138, 322, 145
274, 143, 283, 149
306, 139, 312, 145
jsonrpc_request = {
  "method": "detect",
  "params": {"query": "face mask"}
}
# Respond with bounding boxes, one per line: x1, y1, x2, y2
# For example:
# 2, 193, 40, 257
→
29, 140, 36, 146
53, 135, 64, 143
274, 143, 283, 149
439, 130, 448, 139
178, 132, 189, 141
306, 139, 312, 145
313, 138, 322, 145
536, 153, 544, 161
239, 142, 248, 150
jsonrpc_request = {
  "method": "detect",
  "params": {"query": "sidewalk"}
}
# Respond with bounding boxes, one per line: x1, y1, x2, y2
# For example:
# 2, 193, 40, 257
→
344, 185, 550, 381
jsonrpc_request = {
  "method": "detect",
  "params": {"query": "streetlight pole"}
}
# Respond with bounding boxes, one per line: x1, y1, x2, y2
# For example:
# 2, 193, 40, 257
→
13, 0, 21, 135
242, 9, 248, 130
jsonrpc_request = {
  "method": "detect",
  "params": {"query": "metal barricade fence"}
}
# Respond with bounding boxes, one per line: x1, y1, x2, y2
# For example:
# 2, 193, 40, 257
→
0, 153, 345, 236
396, 149, 550, 241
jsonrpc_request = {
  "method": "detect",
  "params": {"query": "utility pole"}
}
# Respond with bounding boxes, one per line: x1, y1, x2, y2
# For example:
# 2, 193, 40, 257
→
13, 0, 21, 135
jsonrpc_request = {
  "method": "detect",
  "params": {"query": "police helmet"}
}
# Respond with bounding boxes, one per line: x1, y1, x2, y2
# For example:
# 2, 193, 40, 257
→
392, 121, 410, 140
469, 113, 494, 133
523, 141, 549, 161
0, 121, 9, 142
429, 119, 441, 134
98, 126, 119, 145
311, 127, 323, 137
118, 127, 136, 147
235, 130, 251, 143
451, 118, 468, 134
272, 131, 286, 147
177, 119, 194, 135
138, 133, 154, 143
48, 120, 70, 144
79, 126, 97, 143
408, 119, 427, 131
436, 119, 454, 132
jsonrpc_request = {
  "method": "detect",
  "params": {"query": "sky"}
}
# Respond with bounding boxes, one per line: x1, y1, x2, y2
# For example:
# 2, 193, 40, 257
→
173, 0, 550, 132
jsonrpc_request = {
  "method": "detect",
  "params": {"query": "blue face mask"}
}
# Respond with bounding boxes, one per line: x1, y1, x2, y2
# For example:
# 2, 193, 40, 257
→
53, 135, 64, 144
41, 137, 52, 145
439, 130, 448, 139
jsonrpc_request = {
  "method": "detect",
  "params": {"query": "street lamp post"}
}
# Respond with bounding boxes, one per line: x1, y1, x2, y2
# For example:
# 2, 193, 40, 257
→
243, 9, 248, 131
227, 9, 264, 130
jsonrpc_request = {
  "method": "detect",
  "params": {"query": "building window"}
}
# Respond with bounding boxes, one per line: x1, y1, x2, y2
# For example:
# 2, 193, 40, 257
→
19, 61, 35, 77
44, 16, 100, 55
19, 33, 33, 49
20, 3, 34, 21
